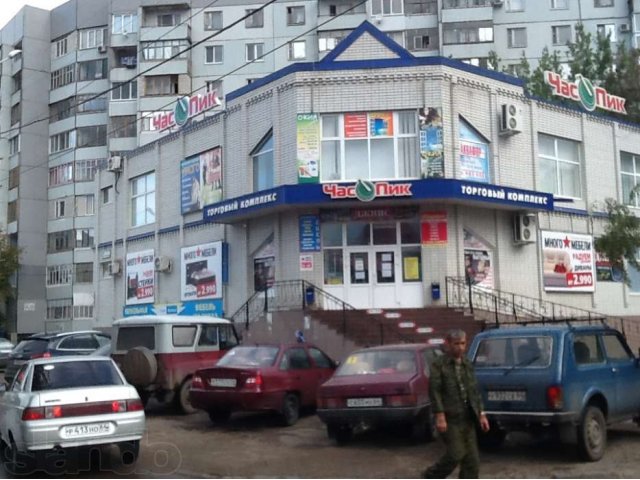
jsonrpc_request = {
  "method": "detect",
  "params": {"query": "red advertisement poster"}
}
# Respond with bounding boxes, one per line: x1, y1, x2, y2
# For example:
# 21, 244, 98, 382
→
421, 211, 448, 245
344, 113, 368, 138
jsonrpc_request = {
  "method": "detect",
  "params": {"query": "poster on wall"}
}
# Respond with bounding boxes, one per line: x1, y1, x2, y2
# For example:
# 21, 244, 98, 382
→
180, 146, 223, 214
254, 237, 276, 291
542, 231, 595, 292
369, 112, 394, 136
421, 211, 448, 245
463, 229, 494, 289
296, 113, 320, 184
419, 107, 444, 178
459, 140, 489, 183
299, 215, 321, 252
180, 241, 223, 301
125, 249, 155, 305
344, 113, 368, 138
595, 251, 623, 282
300, 254, 314, 272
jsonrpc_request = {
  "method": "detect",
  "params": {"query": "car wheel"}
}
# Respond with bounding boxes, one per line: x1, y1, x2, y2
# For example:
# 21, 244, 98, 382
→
281, 393, 300, 426
208, 410, 232, 425
577, 405, 607, 461
477, 426, 507, 450
3, 439, 32, 475
176, 378, 198, 415
327, 423, 352, 445
118, 440, 140, 466
137, 389, 150, 408
121, 347, 157, 387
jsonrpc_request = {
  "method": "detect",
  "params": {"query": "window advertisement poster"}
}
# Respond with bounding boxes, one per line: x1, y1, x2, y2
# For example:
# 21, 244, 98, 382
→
344, 113, 368, 138
369, 111, 394, 136
463, 229, 493, 289
299, 215, 321, 252
180, 146, 223, 214
419, 107, 444, 179
254, 238, 276, 291
296, 113, 320, 184
125, 249, 155, 305
459, 118, 490, 183
181, 241, 223, 301
300, 254, 314, 272
421, 210, 448, 245
595, 251, 623, 282
542, 231, 595, 292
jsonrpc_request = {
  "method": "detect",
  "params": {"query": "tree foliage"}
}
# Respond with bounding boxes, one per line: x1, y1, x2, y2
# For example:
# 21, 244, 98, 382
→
0, 235, 20, 303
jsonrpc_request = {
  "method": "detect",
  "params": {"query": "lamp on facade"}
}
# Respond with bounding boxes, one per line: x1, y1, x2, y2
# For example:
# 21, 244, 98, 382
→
0, 49, 22, 64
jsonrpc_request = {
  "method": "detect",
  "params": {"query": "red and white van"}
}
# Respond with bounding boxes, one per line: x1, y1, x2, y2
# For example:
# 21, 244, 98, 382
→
111, 315, 240, 413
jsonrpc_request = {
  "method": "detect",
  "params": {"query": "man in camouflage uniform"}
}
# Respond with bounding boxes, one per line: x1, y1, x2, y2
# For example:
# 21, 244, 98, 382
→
422, 329, 490, 479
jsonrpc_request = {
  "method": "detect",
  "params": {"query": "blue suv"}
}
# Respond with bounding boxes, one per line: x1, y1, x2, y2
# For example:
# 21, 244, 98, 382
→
468, 324, 640, 461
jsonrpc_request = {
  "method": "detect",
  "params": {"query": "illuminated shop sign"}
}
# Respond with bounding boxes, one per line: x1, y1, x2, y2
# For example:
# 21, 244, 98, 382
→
544, 71, 626, 114
153, 90, 222, 130
322, 180, 412, 202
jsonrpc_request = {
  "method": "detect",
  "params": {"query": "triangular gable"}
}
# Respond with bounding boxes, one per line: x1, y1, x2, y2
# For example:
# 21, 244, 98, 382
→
320, 21, 414, 64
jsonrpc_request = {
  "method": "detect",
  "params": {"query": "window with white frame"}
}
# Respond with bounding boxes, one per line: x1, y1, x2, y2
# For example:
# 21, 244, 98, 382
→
76, 228, 94, 248
552, 25, 572, 45
47, 299, 72, 320
78, 59, 108, 81
51, 65, 74, 89
48, 230, 73, 253
101, 186, 113, 204
405, 0, 437, 14
204, 11, 223, 30
7, 201, 17, 223
131, 172, 156, 227
73, 305, 94, 319
112, 13, 138, 34
79, 28, 107, 49
77, 126, 106, 148
205, 45, 224, 64
412, 34, 429, 50
112, 116, 137, 138
321, 111, 419, 182
246, 43, 264, 62
621, 152, 640, 207
594, 0, 613, 5
372, 0, 403, 15
507, 28, 527, 48
245, 9, 264, 28
53, 198, 67, 218
46, 264, 73, 286
318, 31, 349, 52
550, 0, 568, 8
206, 80, 222, 94
252, 133, 274, 191
74, 263, 93, 283
157, 13, 180, 27
538, 134, 581, 198
288, 40, 306, 60
75, 159, 98, 182
506, 0, 525, 11
141, 40, 189, 61
76, 95, 107, 113
597, 24, 617, 42
287, 6, 305, 25
144, 75, 179, 95
50, 130, 75, 154
75, 195, 95, 216
49, 163, 74, 187
443, 24, 493, 44
112, 81, 137, 100
387, 31, 405, 48
54, 36, 69, 58
9, 135, 19, 155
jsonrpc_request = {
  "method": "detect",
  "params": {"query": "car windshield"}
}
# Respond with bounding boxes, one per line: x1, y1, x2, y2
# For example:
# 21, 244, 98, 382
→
217, 346, 280, 367
335, 349, 417, 376
13, 339, 47, 355
32, 360, 124, 391
473, 336, 553, 368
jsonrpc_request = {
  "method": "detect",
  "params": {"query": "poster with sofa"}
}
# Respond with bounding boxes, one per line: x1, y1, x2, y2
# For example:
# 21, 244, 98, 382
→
541, 231, 595, 292
125, 249, 155, 305
180, 241, 223, 301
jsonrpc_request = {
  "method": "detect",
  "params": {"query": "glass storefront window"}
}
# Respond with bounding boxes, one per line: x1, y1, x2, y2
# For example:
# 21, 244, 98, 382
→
350, 252, 369, 284
376, 251, 395, 283
373, 223, 396, 245
347, 223, 370, 246
322, 223, 342, 247
401, 221, 421, 244
402, 246, 422, 282
324, 249, 344, 285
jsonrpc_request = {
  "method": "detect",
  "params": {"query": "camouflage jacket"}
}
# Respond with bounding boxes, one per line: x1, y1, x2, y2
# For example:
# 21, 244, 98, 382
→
429, 354, 484, 422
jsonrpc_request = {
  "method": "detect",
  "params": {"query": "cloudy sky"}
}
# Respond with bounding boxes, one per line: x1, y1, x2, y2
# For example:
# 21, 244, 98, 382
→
0, 0, 68, 31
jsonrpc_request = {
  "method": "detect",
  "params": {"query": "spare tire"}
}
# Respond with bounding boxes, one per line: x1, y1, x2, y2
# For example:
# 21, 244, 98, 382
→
121, 347, 157, 387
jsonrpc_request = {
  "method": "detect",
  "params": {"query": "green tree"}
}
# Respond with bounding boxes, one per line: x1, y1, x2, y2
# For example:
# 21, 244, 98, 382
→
566, 23, 614, 84
526, 47, 563, 99
0, 235, 20, 331
605, 44, 640, 122
487, 50, 502, 71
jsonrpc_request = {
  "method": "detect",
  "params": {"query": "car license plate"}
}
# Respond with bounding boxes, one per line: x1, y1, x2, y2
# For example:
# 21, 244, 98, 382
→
487, 390, 526, 402
347, 397, 383, 408
61, 422, 114, 439
210, 378, 237, 388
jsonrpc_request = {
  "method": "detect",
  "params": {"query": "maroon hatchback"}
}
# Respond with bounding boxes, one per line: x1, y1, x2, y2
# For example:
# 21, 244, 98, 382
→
316, 343, 442, 444
190, 343, 336, 426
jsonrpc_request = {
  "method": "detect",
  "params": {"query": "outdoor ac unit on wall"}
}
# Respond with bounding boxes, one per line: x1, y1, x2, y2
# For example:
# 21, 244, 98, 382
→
107, 155, 123, 172
499, 103, 523, 136
108, 260, 122, 276
620, 23, 630, 33
155, 256, 173, 273
514, 213, 537, 244
97, 45, 108, 54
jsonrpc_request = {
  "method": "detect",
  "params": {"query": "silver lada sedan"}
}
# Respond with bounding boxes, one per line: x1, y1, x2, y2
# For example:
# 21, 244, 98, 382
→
0, 355, 145, 474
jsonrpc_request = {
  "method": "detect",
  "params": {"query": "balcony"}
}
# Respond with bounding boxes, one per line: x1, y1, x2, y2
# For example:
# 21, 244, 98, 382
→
140, 23, 190, 42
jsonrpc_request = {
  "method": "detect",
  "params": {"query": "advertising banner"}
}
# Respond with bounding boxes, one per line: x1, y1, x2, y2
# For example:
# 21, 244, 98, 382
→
254, 237, 276, 292
125, 249, 155, 305
181, 146, 223, 214
296, 113, 320, 183
344, 113, 368, 138
542, 231, 595, 292
181, 241, 223, 301
300, 254, 314, 272
421, 210, 448, 245
299, 215, 321, 252
459, 140, 489, 183
123, 299, 224, 317
463, 229, 493, 289
595, 251, 623, 282
419, 107, 444, 178
369, 112, 394, 136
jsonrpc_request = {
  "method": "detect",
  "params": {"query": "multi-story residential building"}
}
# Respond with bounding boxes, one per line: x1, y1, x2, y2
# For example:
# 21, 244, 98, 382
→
0, 0, 639, 335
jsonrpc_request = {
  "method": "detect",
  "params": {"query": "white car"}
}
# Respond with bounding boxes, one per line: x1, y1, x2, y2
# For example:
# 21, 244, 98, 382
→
0, 356, 145, 474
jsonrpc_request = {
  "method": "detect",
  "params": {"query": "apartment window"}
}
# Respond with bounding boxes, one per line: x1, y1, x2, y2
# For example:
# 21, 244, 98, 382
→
252, 134, 274, 191
318, 31, 349, 52
75, 159, 98, 182
46, 265, 73, 286
621, 152, 640, 207
288, 41, 306, 60
51, 65, 75, 89
8, 168, 19, 189
50, 97, 75, 121
321, 111, 419, 182
102, 186, 113, 204
206, 80, 223, 95
76, 228, 95, 248
116, 49, 138, 68
597, 24, 617, 42
131, 172, 156, 227
53, 199, 67, 218
9, 135, 20, 155
205, 45, 223, 64
47, 299, 72, 320
50, 131, 75, 154
74, 305, 94, 319
412, 34, 429, 50
443, 0, 490, 6
287, 6, 305, 25
54, 36, 68, 58
7, 201, 17, 223
552, 25, 572, 45
538, 134, 581, 198
78, 59, 108, 81
12, 72, 21, 94
157, 13, 180, 27
75, 195, 95, 216
112, 14, 138, 34
48, 230, 74, 253
141, 111, 164, 131
141, 40, 188, 60
49, 163, 74, 187
204, 11, 223, 30
372, 0, 403, 15
246, 43, 264, 62
551, 0, 568, 8
112, 116, 137, 138
387, 31, 405, 47
245, 9, 264, 28
10, 104, 20, 125
507, 28, 527, 48
144, 75, 179, 95
506, 0, 525, 11
444, 24, 493, 44
405, 0, 437, 14
112, 81, 137, 100
594, 0, 613, 5
77, 126, 107, 148
79, 27, 107, 49
76, 95, 107, 113
75, 263, 94, 283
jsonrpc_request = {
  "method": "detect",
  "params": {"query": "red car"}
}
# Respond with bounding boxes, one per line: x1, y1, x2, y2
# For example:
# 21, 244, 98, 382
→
190, 343, 336, 426
316, 343, 442, 444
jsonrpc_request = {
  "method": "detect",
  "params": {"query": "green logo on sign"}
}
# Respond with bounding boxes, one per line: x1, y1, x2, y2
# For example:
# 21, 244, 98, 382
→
576, 75, 596, 112
174, 96, 190, 126
355, 180, 376, 202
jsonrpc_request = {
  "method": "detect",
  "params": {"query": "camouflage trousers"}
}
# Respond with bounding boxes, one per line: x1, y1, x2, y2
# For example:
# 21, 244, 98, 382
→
422, 416, 480, 479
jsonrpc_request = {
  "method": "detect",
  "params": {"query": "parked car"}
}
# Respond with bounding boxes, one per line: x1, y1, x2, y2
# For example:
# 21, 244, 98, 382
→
468, 324, 640, 461
5, 331, 111, 384
0, 338, 15, 369
91, 342, 112, 357
190, 343, 337, 426
0, 356, 145, 475
111, 315, 240, 413
316, 343, 442, 444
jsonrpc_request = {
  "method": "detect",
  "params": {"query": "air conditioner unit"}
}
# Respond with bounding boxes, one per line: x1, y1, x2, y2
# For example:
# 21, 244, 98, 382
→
499, 103, 523, 135
492, 0, 504, 6
97, 45, 108, 54
107, 155, 123, 172
154, 256, 173, 273
514, 213, 537, 244
108, 260, 122, 276
620, 23, 630, 33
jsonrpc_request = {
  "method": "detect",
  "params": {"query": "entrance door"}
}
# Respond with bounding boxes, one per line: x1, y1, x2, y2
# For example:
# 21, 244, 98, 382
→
347, 251, 372, 308
373, 249, 397, 309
